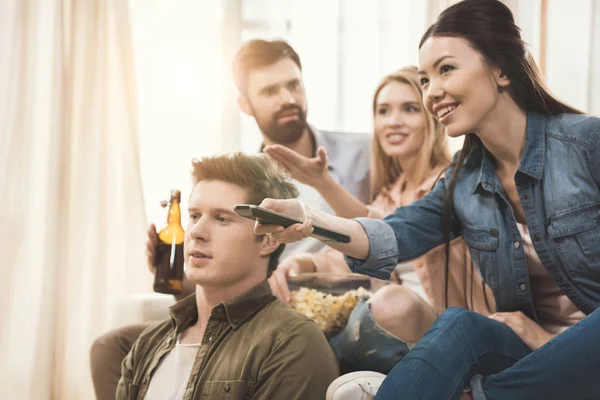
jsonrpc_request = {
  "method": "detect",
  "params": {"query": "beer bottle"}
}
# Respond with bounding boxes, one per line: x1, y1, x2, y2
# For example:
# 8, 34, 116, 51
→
153, 190, 185, 295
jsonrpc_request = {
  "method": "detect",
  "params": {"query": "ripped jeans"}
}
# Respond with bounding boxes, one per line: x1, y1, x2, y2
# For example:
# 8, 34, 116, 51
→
328, 298, 410, 374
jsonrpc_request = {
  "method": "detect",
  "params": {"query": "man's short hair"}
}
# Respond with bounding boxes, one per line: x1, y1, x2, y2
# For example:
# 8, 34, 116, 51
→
191, 152, 299, 277
232, 39, 302, 97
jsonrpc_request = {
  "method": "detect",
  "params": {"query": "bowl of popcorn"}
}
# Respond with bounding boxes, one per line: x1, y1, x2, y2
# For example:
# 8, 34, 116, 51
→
288, 273, 372, 336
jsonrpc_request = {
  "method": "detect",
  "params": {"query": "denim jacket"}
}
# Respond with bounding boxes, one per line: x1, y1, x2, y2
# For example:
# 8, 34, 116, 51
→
347, 113, 600, 319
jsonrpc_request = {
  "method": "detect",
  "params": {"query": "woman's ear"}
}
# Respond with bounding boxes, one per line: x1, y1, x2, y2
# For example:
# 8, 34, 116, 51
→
493, 69, 511, 88
259, 233, 280, 257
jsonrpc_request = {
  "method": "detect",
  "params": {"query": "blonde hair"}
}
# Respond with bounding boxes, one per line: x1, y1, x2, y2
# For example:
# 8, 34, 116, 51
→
369, 66, 451, 201
191, 152, 299, 276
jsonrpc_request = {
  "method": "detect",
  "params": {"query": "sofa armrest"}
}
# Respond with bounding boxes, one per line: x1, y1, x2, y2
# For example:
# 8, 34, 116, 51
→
111, 292, 176, 329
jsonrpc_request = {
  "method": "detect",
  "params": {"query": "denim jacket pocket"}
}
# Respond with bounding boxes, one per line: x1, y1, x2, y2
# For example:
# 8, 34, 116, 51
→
462, 226, 500, 290
548, 202, 600, 278
202, 380, 255, 399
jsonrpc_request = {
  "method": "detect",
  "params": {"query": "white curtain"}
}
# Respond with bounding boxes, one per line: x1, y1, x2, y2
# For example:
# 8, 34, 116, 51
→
128, 0, 229, 224
0, 0, 151, 398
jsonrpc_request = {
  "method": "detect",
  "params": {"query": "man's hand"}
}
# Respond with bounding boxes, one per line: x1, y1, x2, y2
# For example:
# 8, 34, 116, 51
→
269, 255, 317, 304
264, 145, 330, 190
254, 198, 314, 244
489, 311, 556, 351
145, 224, 159, 273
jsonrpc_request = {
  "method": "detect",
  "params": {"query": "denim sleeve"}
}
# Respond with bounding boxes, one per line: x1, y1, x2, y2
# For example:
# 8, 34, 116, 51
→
470, 375, 489, 400
590, 123, 600, 189
346, 176, 461, 280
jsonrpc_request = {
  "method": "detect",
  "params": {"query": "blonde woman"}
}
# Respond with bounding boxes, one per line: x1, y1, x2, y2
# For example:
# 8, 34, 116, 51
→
264, 66, 494, 374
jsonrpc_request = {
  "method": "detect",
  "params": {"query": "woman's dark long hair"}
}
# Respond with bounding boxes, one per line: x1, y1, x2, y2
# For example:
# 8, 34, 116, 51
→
420, 0, 583, 310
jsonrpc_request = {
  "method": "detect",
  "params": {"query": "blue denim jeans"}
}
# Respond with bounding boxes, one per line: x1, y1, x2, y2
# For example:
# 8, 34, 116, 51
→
328, 298, 410, 374
376, 307, 600, 400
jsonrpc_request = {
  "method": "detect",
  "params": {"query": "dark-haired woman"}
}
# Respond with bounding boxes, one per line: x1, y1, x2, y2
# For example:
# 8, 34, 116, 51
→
255, 0, 600, 399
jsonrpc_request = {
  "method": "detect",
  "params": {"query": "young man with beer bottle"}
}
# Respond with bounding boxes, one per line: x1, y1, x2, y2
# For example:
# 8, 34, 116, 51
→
116, 153, 338, 400
91, 39, 370, 399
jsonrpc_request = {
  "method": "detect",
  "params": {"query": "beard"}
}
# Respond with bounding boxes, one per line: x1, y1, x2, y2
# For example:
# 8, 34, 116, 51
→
253, 104, 308, 145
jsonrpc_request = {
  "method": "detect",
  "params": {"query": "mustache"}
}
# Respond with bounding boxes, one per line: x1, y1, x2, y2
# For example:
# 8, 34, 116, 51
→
274, 105, 303, 120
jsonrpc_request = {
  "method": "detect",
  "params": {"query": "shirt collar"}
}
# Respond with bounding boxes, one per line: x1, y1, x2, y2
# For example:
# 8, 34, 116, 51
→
473, 145, 498, 193
168, 294, 198, 333
472, 112, 546, 193
222, 280, 274, 329
309, 124, 325, 151
518, 112, 546, 180
310, 125, 337, 173
168, 280, 275, 332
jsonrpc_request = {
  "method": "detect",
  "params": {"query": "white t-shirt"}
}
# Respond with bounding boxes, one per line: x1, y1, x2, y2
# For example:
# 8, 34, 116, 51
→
144, 337, 201, 400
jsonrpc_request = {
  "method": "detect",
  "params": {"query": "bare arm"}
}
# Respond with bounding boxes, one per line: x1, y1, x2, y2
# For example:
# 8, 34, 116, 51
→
254, 198, 370, 260
257, 176, 460, 281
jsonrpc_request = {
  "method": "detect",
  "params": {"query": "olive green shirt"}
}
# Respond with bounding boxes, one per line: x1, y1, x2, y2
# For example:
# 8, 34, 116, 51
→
116, 280, 339, 400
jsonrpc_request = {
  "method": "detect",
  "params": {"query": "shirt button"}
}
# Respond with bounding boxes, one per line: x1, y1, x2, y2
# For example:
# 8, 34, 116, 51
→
521, 193, 529, 201
224, 383, 231, 393
533, 234, 541, 241
514, 241, 521, 249
208, 336, 213, 342
519, 283, 527, 291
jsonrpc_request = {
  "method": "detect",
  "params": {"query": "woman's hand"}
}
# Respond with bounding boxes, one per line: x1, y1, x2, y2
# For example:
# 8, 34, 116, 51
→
489, 311, 556, 351
254, 198, 314, 244
264, 145, 331, 190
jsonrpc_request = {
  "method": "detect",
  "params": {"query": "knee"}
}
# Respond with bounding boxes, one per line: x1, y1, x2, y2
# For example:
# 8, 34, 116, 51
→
369, 285, 424, 329
90, 330, 119, 373
438, 307, 481, 324
435, 307, 491, 335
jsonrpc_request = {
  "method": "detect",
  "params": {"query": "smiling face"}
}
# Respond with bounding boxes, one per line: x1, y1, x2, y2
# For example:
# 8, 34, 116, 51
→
184, 180, 275, 288
418, 36, 508, 137
374, 81, 427, 159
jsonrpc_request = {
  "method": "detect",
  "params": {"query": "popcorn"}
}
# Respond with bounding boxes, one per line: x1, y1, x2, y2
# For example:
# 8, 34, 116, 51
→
291, 287, 371, 335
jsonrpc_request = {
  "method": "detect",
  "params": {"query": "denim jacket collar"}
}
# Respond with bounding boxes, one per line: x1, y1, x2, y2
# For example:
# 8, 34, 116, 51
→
472, 112, 547, 194
518, 112, 546, 180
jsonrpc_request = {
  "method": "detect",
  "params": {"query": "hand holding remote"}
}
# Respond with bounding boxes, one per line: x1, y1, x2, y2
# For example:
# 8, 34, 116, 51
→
253, 198, 315, 244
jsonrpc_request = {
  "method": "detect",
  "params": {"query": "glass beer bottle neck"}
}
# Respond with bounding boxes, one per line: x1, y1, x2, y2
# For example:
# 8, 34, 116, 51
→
167, 199, 181, 224
159, 199, 185, 244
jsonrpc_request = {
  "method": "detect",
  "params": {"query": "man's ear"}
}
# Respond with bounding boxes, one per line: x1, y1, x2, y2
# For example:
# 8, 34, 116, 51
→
493, 68, 511, 88
238, 95, 253, 116
259, 233, 280, 257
